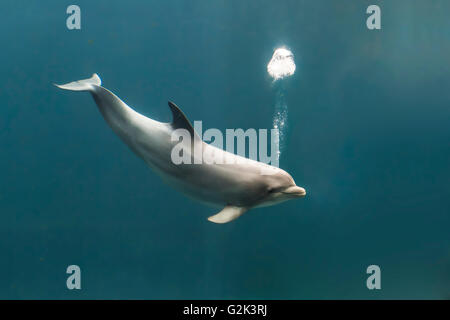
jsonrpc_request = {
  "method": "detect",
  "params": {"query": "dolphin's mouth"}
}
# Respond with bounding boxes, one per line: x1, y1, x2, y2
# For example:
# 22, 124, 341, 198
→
282, 186, 306, 197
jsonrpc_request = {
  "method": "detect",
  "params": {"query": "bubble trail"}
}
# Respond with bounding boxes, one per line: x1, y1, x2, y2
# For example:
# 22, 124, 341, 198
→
272, 83, 288, 157
267, 47, 296, 161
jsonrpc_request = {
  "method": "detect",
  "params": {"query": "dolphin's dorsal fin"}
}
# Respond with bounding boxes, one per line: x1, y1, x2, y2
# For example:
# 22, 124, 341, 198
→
168, 101, 200, 140
207, 206, 248, 224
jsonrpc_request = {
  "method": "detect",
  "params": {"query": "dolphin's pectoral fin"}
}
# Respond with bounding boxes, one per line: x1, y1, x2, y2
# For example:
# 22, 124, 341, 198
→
168, 101, 201, 141
207, 206, 248, 224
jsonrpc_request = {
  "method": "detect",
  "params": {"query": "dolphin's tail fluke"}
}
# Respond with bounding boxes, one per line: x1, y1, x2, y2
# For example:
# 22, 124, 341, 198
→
54, 73, 101, 91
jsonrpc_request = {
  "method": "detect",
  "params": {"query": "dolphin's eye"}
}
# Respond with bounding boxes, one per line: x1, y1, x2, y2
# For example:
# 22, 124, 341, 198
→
268, 188, 278, 194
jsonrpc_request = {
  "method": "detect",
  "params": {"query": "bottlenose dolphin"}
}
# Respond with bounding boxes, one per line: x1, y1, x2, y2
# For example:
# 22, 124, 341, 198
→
55, 74, 306, 223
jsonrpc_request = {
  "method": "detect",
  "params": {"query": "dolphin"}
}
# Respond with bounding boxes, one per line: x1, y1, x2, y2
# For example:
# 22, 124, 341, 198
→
55, 74, 306, 223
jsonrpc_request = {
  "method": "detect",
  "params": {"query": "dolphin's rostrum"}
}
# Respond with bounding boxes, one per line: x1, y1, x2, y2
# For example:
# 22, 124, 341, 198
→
55, 74, 306, 223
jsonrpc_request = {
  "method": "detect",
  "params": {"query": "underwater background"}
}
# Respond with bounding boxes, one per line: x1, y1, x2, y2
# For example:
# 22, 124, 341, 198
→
1, 0, 449, 299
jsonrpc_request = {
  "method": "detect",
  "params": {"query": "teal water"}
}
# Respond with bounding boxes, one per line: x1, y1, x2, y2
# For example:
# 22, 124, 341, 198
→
1, 0, 449, 299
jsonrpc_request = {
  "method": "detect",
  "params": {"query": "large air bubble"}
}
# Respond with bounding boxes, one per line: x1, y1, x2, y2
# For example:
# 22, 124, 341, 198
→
267, 48, 296, 81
